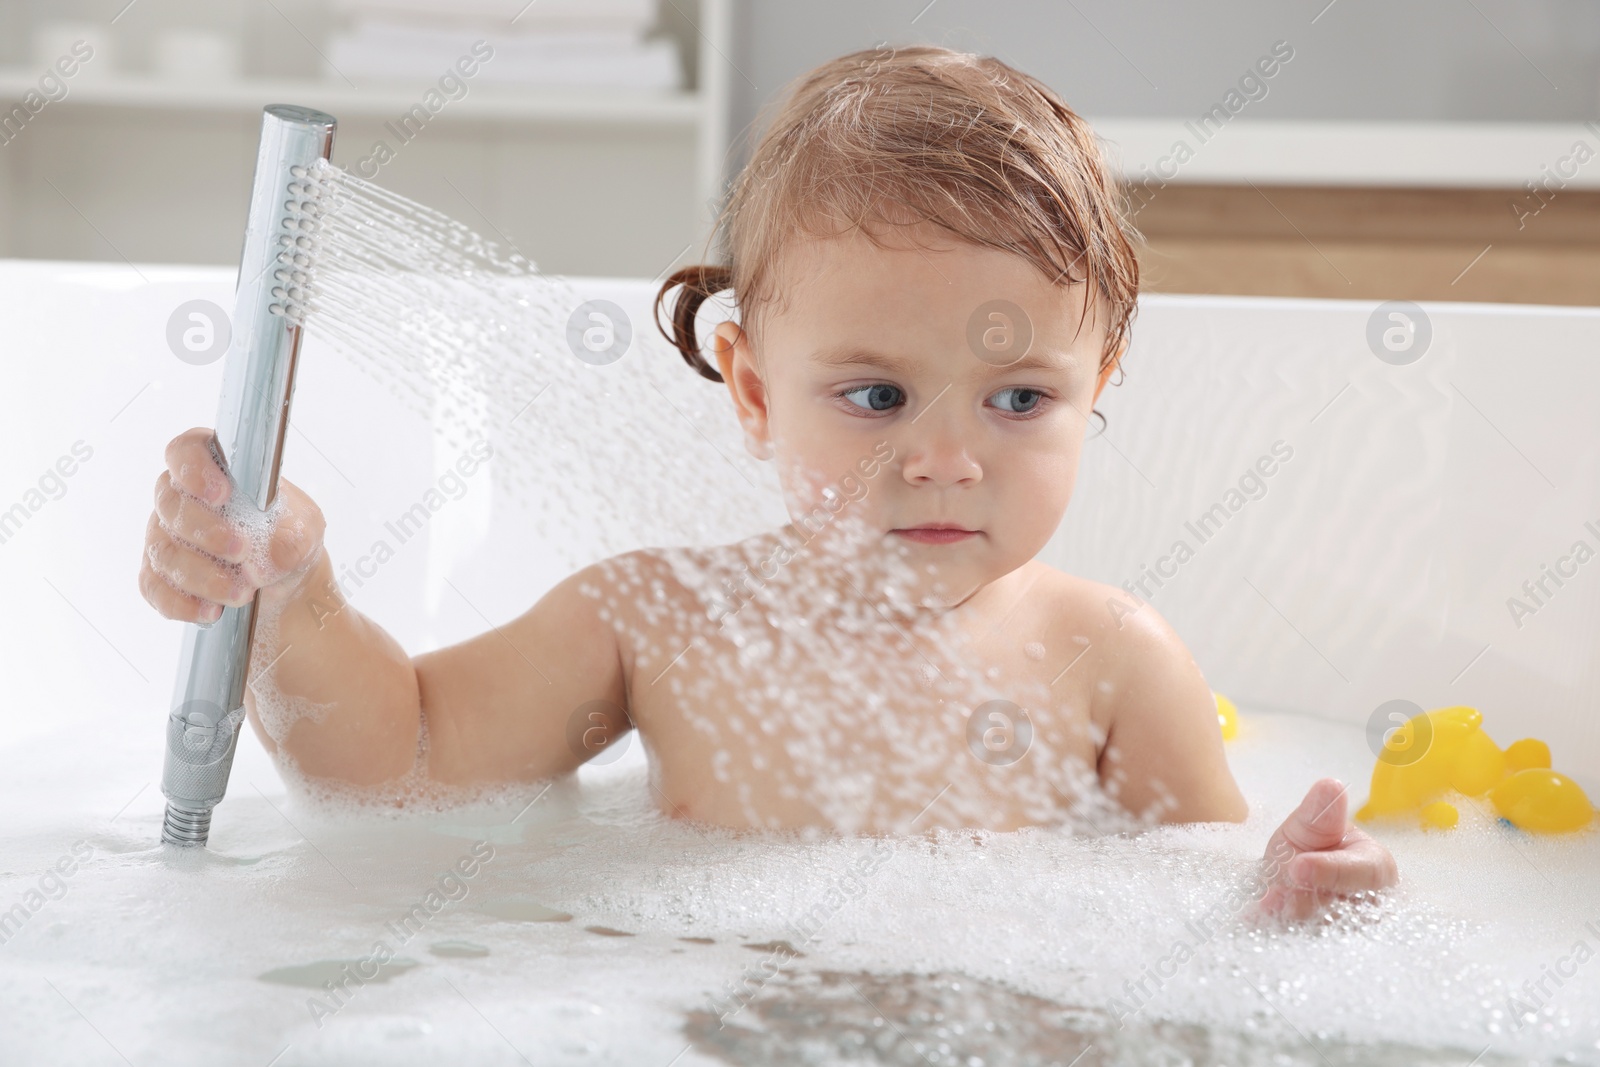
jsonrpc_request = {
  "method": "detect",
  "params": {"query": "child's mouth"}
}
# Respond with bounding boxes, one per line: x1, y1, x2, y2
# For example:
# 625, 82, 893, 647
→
891, 525, 979, 545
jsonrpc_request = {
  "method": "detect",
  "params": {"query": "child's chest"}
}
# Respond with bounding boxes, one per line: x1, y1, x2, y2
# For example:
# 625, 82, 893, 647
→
622, 615, 1103, 833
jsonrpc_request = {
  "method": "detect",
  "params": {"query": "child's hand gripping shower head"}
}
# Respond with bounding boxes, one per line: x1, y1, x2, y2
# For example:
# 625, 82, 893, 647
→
160, 105, 336, 847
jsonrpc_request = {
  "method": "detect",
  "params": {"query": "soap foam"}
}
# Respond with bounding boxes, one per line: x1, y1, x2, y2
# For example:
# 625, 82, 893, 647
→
2, 708, 1595, 1065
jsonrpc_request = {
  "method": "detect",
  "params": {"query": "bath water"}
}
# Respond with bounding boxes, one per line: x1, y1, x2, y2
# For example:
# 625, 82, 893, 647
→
2, 706, 1596, 1064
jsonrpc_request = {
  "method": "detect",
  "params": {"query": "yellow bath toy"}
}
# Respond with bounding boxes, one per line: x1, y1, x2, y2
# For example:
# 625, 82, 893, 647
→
1213, 692, 1238, 741
1420, 801, 1458, 830
1358, 705, 1480, 818
1491, 769, 1595, 834
1505, 738, 1551, 772
1450, 726, 1506, 797
1356, 705, 1594, 834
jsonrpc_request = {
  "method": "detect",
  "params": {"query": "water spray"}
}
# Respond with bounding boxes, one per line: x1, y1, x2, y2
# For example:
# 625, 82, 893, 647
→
160, 104, 336, 846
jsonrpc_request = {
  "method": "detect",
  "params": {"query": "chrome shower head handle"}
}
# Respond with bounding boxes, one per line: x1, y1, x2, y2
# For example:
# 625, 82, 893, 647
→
160, 104, 336, 847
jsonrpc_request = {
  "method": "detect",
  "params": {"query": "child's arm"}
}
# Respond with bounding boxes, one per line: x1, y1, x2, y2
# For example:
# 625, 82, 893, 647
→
1095, 602, 1397, 914
140, 428, 625, 790
1093, 606, 1249, 823
244, 546, 624, 788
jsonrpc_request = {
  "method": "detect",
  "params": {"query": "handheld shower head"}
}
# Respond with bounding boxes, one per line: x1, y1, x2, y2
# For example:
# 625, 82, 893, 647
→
160, 105, 336, 847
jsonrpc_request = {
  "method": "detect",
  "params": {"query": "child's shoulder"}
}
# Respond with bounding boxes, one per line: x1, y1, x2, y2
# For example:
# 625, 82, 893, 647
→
1024, 560, 1245, 822
581, 533, 788, 589
571, 533, 794, 619
1019, 560, 1205, 722
1021, 559, 1183, 653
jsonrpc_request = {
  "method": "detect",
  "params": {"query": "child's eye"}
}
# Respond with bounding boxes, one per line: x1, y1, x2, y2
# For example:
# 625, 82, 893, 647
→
838, 383, 905, 413
989, 387, 1047, 416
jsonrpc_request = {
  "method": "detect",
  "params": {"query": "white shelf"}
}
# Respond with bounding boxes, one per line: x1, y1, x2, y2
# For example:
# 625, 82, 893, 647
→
0, 0, 729, 271
0, 69, 702, 126
1093, 117, 1600, 190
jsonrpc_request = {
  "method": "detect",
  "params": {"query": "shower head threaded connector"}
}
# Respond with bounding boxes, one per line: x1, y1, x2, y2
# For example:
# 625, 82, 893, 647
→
161, 802, 213, 846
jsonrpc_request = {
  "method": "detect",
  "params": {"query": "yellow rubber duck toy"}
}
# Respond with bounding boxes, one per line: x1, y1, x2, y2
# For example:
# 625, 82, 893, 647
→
1213, 691, 1239, 741
1356, 705, 1594, 834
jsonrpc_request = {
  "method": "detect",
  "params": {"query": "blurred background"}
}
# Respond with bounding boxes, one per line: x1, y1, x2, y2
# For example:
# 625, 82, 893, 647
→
1, 0, 1598, 303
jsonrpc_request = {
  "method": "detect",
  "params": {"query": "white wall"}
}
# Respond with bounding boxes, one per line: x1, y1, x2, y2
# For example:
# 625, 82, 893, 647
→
730, 0, 1600, 144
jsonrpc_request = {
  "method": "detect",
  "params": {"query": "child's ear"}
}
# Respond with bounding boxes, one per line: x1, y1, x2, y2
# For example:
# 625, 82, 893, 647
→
712, 322, 773, 459
1091, 343, 1125, 407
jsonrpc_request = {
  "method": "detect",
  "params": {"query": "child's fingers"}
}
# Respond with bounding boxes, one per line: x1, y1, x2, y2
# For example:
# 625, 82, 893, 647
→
137, 550, 224, 623
153, 470, 247, 561
1255, 820, 1399, 924
1291, 778, 1351, 841
1255, 882, 1326, 922
140, 431, 329, 626
1263, 777, 1350, 863
248, 477, 325, 587
1300, 778, 1351, 836
1286, 838, 1398, 894
152, 460, 325, 591
143, 513, 253, 608
164, 427, 232, 506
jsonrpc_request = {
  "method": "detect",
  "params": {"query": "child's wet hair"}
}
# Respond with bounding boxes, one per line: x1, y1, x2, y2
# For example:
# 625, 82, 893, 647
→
654, 44, 1142, 398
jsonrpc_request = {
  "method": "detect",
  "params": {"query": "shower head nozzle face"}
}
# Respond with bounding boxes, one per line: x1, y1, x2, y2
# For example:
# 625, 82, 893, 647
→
267, 162, 333, 325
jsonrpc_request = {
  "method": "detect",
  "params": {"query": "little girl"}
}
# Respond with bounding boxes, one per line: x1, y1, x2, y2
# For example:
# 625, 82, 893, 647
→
138, 45, 1395, 919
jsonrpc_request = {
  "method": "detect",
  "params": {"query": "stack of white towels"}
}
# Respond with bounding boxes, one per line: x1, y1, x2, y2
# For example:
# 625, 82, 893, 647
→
327, 0, 681, 91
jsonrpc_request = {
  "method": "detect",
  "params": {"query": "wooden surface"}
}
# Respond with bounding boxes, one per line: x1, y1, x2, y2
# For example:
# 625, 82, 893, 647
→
1130, 183, 1600, 306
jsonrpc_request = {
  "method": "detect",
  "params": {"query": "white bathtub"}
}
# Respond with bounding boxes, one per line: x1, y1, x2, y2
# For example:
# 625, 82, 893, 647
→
3, 259, 1598, 1065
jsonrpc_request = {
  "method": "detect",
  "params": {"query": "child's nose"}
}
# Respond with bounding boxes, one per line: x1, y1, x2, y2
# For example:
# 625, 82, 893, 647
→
897, 422, 983, 488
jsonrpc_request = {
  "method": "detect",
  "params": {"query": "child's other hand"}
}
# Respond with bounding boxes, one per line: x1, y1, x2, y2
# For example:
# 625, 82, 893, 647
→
138, 427, 326, 624
1256, 777, 1398, 921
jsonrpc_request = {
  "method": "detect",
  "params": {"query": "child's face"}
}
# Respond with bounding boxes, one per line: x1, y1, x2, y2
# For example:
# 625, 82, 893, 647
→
713, 221, 1112, 606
